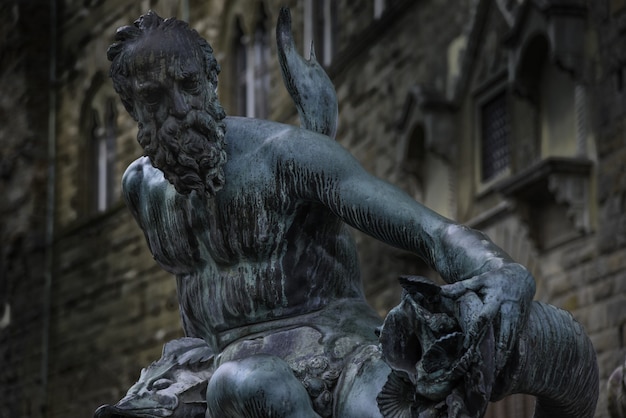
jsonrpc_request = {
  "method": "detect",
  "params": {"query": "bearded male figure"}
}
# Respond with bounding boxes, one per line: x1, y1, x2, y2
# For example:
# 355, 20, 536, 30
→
100, 9, 598, 418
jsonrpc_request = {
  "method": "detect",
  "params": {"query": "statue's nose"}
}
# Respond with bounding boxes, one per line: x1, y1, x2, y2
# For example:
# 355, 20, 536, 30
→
170, 91, 190, 118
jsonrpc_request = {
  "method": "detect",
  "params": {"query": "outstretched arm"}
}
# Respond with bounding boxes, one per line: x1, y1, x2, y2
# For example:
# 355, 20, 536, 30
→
279, 132, 520, 280
277, 130, 535, 371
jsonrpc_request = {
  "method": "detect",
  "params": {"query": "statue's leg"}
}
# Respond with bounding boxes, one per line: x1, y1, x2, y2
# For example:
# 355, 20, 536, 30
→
206, 354, 321, 418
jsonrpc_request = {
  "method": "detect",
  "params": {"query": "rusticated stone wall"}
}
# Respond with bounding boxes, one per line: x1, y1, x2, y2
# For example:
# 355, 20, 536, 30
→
48, 207, 181, 417
0, 1, 50, 417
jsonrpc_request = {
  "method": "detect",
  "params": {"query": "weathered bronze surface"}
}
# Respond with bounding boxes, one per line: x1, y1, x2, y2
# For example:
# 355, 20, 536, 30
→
94, 8, 598, 418
608, 358, 626, 418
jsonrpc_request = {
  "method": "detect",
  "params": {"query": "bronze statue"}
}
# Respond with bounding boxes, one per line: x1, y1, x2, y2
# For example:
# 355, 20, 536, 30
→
608, 358, 626, 418
94, 8, 598, 418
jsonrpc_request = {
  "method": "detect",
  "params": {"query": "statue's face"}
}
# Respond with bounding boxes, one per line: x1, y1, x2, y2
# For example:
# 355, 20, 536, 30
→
123, 30, 227, 196
129, 32, 210, 128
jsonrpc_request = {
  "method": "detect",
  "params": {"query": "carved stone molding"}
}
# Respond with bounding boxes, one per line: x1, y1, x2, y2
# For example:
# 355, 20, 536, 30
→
494, 157, 593, 248
548, 170, 591, 233
505, 0, 588, 83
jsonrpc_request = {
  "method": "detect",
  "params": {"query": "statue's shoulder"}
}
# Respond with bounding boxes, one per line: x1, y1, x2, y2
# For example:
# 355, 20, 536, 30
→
223, 116, 330, 160
123, 156, 149, 178
122, 156, 170, 203
122, 156, 145, 193
224, 116, 300, 145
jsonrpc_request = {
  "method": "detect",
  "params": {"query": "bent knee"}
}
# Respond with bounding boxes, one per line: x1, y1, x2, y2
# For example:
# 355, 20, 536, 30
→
207, 355, 319, 417
209, 355, 291, 395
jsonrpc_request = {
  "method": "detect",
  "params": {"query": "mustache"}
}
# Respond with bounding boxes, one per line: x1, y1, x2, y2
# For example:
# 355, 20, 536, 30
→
139, 109, 223, 155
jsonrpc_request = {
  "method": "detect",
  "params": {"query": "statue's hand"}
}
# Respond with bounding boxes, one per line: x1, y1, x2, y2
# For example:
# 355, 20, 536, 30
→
440, 263, 535, 372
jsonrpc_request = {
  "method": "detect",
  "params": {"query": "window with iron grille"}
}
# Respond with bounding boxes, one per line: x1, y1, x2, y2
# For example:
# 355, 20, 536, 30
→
481, 92, 510, 181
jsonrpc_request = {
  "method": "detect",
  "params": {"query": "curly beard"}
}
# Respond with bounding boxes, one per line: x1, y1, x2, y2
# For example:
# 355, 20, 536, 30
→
137, 105, 227, 197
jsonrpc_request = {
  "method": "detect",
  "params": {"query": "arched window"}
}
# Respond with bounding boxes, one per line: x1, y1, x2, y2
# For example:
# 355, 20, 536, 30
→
397, 86, 457, 220
303, 0, 337, 67
405, 124, 426, 203
233, 5, 270, 118
515, 34, 579, 161
89, 97, 117, 212
252, 9, 270, 119
537, 52, 578, 158
80, 74, 119, 215
234, 19, 248, 117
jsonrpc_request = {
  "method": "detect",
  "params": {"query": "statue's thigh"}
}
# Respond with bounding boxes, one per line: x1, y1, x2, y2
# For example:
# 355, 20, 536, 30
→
334, 346, 390, 418
207, 354, 320, 418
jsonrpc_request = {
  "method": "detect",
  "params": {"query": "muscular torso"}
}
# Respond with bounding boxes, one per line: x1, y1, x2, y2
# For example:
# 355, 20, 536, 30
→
124, 117, 369, 348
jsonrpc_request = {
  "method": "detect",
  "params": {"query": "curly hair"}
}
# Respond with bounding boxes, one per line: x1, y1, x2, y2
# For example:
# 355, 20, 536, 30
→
107, 11, 221, 120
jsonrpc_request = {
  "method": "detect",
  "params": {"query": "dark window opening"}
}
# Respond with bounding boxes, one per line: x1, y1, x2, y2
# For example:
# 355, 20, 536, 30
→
481, 93, 510, 181
90, 98, 117, 212
233, 6, 270, 118
234, 19, 248, 117
305, 0, 337, 67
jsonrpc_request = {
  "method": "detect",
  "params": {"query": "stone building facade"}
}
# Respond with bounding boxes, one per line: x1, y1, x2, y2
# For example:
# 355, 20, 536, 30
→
1, 0, 625, 417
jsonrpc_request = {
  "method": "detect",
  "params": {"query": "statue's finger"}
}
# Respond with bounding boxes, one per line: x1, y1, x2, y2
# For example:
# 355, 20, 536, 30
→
465, 300, 498, 349
463, 313, 487, 349
495, 301, 519, 372
440, 274, 485, 298
455, 291, 483, 340
439, 282, 467, 299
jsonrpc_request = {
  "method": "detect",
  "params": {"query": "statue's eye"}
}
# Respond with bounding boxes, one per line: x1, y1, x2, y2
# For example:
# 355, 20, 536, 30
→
151, 378, 174, 391
180, 77, 200, 94
141, 88, 162, 107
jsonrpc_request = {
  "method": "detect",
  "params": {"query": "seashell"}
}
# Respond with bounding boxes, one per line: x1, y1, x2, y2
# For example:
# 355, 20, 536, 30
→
377, 371, 415, 418
381, 276, 599, 418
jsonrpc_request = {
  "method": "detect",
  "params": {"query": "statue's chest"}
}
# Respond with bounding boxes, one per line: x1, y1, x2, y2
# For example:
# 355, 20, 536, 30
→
201, 188, 297, 264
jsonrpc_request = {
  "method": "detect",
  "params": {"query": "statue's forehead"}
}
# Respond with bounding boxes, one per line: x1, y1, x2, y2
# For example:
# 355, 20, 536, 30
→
129, 32, 203, 77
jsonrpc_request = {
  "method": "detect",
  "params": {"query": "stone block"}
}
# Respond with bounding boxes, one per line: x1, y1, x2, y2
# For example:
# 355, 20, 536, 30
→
574, 304, 608, 333
544, 272, 571, 298
606, 297, 626, 327
590, 328, 620, 353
